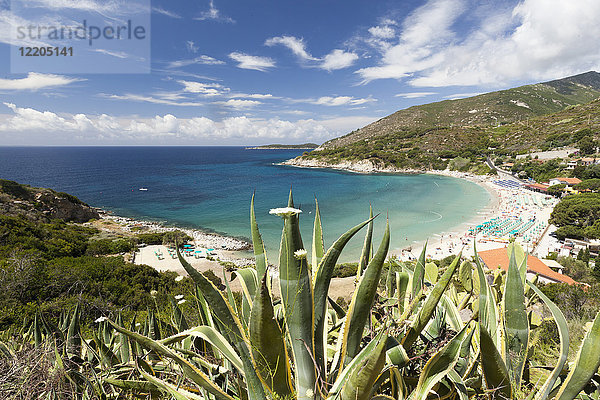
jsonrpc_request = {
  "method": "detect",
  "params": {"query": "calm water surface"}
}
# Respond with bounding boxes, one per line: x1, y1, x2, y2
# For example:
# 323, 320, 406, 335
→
0, 146, 490, 261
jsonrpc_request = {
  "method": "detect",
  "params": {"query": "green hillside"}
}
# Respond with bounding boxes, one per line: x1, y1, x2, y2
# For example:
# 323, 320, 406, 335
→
321, 71, 600, 150
294, 72, 600, 171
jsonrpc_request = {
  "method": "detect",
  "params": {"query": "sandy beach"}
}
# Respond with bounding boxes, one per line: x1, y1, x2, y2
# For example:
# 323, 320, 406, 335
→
398, 170, 559, 262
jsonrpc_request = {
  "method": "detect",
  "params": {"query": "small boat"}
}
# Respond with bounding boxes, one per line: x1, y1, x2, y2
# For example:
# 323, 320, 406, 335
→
139, 188, 148, 191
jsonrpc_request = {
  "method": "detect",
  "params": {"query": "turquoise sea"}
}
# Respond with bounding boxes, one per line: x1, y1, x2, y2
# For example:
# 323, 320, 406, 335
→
0, 147, 490, 261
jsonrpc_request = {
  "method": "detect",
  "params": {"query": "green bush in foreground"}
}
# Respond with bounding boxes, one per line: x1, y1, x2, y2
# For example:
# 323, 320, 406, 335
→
2, 191, 600, 399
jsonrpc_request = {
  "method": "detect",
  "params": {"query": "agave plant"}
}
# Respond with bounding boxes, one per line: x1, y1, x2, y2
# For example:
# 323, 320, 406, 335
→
9, 190, 600, 400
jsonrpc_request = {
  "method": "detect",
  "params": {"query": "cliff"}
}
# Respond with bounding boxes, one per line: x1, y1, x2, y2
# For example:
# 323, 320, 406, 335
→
0, 179, 100, 223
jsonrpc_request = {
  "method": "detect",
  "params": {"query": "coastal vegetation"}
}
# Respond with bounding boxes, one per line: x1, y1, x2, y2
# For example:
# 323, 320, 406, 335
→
550, 193, 600, 240
1, 189, 600, 399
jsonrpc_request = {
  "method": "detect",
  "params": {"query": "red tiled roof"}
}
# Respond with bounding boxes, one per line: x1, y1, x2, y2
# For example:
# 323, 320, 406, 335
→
478, 247, 577, 285
525, 183, 549, 191
554, 177, 582, 185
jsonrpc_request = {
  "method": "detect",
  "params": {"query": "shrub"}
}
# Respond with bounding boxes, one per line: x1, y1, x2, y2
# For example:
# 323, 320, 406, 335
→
332, 262, 358, 278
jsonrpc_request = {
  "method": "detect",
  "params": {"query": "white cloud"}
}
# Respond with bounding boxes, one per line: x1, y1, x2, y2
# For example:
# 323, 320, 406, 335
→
153, 7, 182, 18
265, 36, 318, 61
358, 0, 600, 87
218, 99, 262, 109
178, 81, 228, 96
92, 49, 130, 59
395, 92, 437, 98
321, 49, 359, 71
186, 40, 198, 53
313, 96, 376, 106
196, 0, 234, 23
265, 35, 358, 70
229, 52, 275, 71
102, 93, 205, 107
23, 0, 148, 14
167, 56, 225, 68
0, 103, 348, 144
357, 0, 464, 83
368, 25, 395, 39
230, 93, 274, 99
0, 73, 83, 91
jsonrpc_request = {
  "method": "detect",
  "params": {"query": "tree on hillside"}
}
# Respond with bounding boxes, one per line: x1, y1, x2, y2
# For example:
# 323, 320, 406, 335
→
579, 136, 597, 155
550, 193, 600, 239
547, 183, 566, 197
574, 178, 600, 192
162, 230, 192, 246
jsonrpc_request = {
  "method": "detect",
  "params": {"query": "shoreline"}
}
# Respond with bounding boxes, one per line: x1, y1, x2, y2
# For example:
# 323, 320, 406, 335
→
95, 209, 252, 252
281, 156, 557, 261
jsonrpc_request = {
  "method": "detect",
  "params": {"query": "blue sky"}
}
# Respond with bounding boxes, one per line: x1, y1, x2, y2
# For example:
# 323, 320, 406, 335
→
0, 0, 599, 145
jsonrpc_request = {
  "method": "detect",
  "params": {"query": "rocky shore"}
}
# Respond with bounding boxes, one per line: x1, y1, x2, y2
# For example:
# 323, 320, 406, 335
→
97, 210, 251, 251
280, 156, 425, 174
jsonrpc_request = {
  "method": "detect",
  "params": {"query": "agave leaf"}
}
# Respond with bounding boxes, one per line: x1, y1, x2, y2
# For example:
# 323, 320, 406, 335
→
455, 326, 476, 377
480, 326, 512, 399
440, 294, 463, 332
177, 250, 267, 400
340, 334, 387, 400
447, 369, 469, 400
250, 273, 293, 398
387, 341, 409, 368
109, 320, 235, 400
105, 378, 158, 393
555, 310, 600, 400
386, 263, 397, 298
116, 313, 131, 363
339, 219, 390, 368
160, 326, 244, 372
66, 303, 81, 357
312, 198, 325, 271
90, 330, 119, 368
33, 313, 42, 347
137, 361, 205, 400
233, 268, 258, 301
313, 217, 373, 379
424, 262, 438, 285
327, 297, 347, 319
527, 282, 569, 400
279, 189, 317, 400
507, 242, 527, 284
402, 252, 461, 349
195, 287, 215, 328
147, 310, 161, 341
504, 247, 529, 389
473, 243, 499, 347
222, 269, 239, 321
357, 205, 374, 278
459, 261, 473, 292
412, 242, 427, 299
329, 333, 386, 398
396, 271, 409, 314
251, 193, 268, 279
412, 325, 468, 400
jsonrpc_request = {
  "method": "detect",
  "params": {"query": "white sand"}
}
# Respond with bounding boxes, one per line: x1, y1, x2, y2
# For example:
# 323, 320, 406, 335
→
396, 171, 559, 261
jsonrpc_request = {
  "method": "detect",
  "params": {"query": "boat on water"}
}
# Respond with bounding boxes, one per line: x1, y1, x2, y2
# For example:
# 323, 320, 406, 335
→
139, 188, 148, 191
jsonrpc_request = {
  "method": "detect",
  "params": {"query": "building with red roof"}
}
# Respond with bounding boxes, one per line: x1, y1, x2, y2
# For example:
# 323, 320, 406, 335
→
477, 247, 576, 285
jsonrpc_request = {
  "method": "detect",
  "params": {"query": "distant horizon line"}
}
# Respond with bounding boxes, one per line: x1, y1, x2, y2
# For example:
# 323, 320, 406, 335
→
0, 144, 318, 147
